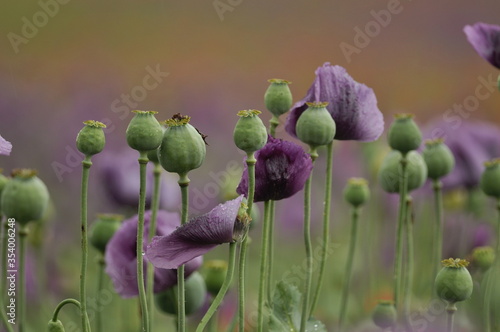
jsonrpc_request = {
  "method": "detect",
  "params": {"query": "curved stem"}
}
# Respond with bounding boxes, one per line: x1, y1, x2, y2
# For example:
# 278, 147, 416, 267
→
266, 200, 275, 305
300, 153, 316, 332
338, 207, 359, 331
432, 180, 443, 288
96, 258, 105, 332
137, 153, 149, 332
52, 298, 81, 322
80, 157, 92, 332
257, 201, 272, 332
446, 302, 456, 332
146, 162, 162, 331
310, 141, 333, 316
238, 154, 255, 332
178, 173, 190, 332
403, 197, 414, 332
393, 156, 408, 314
196, 242, 237, 332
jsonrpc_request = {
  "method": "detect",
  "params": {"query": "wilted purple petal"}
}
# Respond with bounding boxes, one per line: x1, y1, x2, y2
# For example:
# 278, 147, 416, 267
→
464, 22, 500, 69
237, 136, 312, 202
285, 63, 384, 142
105, 210, 202, 298
146, 196, 244, 269
0, 134, 12, 156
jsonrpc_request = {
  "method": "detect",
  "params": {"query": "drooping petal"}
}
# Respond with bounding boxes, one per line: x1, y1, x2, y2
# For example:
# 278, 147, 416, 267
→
237, 136, 313, 202
464, 22, 500, 69
0, 134, 12, 156
146, 196, 244, 269
285, 63, 384, 142
105, 210, 202, 298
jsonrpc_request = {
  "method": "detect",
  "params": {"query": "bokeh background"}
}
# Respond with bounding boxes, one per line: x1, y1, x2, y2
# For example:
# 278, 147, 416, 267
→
2, 1, 500, 331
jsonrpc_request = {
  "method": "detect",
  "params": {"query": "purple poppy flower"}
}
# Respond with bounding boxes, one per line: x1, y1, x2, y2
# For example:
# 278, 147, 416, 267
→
285, 63, 384, 142
0, 134, 12, 156
424, 119, 500, 190
146, 196, 245, 269
236, 136, 313, 202
464, 22, 500, 69
105, 210, 202, 298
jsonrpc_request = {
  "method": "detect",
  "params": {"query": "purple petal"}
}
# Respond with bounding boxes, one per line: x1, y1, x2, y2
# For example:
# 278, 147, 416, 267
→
105, 210, 201, 298
464, 22, 500, 69
285, 63, 384, 142
237, 136, 313, 202
146, 196, 244, 269
0, 134, 12, 156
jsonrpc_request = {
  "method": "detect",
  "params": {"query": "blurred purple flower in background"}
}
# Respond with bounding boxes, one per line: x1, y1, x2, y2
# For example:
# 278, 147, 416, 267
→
98, 149, 180, 210
464, 22, 500, 69
285, 62, 384, 142
146, 196, 244, 269
236, 136, 313, 202
424, 119, 500, 190
0, 134, 12, 155
105, 210, 202, 298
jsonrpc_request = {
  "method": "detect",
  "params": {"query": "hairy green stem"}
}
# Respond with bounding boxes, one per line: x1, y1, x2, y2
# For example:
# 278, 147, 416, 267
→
80, 158, 92, 332
483, 199, 500, 332
137, 153, 150, 332
257, 201, 272, 332
310, 141, 333, 316
394, 156, 408, 314
403, 197, 414, 332
338, 208, 360, 331
267, 200, 275, 305
96, 258, 105, 332
238, 154, 256, 332
269, 115, 279, 137
52, 298, 81, 322
178, 173, 190, 332
432, 180, 443, 286
197, 242, 237, 332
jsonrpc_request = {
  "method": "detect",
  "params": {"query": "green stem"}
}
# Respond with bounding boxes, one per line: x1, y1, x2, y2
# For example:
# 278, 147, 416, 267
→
403, 197, 414, 332
393, 156, 408, 313
96, 258, 105, 332
484, 200, 500, 332
208, 307, 218, 332
338, 207, 360, 331
52, 298, 81, 322
432, 180, 443, 286
310, 141, 333, 316
147, 162, 162, 331
267, 200, 275, 305
18, 227, 27, 332
269, 115, 279, 137
238, 154, 256, 332
257, 201, 272, 332
137, 153, 150, 332
81, 157, 92, 332
178, 173, 190, 332
196, 242, 237, 332
446, 303, 456, 332
300, 152, 316, 332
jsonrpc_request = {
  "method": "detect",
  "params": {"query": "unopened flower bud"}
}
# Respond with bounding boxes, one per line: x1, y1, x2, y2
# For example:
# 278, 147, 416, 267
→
387, 114, 422, 155
480, 159, 500, 198
155, 272, 206, 316
423, 139, 455, 180
435, 258, 473, 303
378, 150, 428, 193
472, 246, 495, 272
47, 319, 65, 332
126, 111, 163, 152
296, 102, 336, 151
76, 120, 106, 157
203, 260, 228, 296
372, 301, 397, 329
89, 214, 123, 254
343, 178, 370, 207
264, 79, 293, 117
233, 110, 267, 154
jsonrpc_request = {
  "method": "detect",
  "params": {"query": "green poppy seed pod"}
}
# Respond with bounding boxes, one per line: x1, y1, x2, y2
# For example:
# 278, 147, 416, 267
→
387, 114, 422, 155
203, 260, 228, 296
372, 301, 397, 329
435, 258, 473, 304
155, 272, 206, 316
378, 150, 428, 193
422, 139, 455, 180
472, 246, 495, 272
47, 319, 65, 332
264, 79, 293, 117
480, 159, 500, 198
147, 149, 160, 164
343, 178, 370, 207
296, 102, 336, 150
89, 214, 123, 254
233, 110, 267, 154
1, 169, 49, 226
158, 113, 206, 176
76, 120, 106, 157
126, 110, 163, 152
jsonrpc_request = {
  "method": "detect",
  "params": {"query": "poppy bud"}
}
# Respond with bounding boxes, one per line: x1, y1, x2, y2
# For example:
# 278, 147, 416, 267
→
264, 79, 293, 118
47, 320, 65, 332
296, 102, 336, 153
89, 214, 123, 254
158, 113, 206, 177
378, 150, 428, 193
435, 258, 473, 304
155, 272, 206, 315
387, 114, 422, 155
76, 120, 106, 157
203, 260, 228, 296
126, 111, 163, 153
343, 178, 370, 207
472, 246, 495, 272
233, 110, 267, 154
480, 159, 500, 198
423, 139, 455, 180
1, 169, 49, 226
372, 301, 397, 329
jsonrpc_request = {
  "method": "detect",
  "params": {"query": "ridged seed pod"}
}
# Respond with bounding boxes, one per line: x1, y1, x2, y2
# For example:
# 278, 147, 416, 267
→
372, 301, 397, 329
480, 159, 500, 198
343, 178, 370, 207
423, 139, 455, 180
387, 114, 422, 155
296, 102, 336, 150
233, 110, 267, 154
378, 150, 428, 193
126, 110, 163, 152
203, 260, 228, 296
435, 258, 473, 303
264, 79, 293, 118
155, 272, 206, 315
76, 120, 106, 157
89, 214, 123, 254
